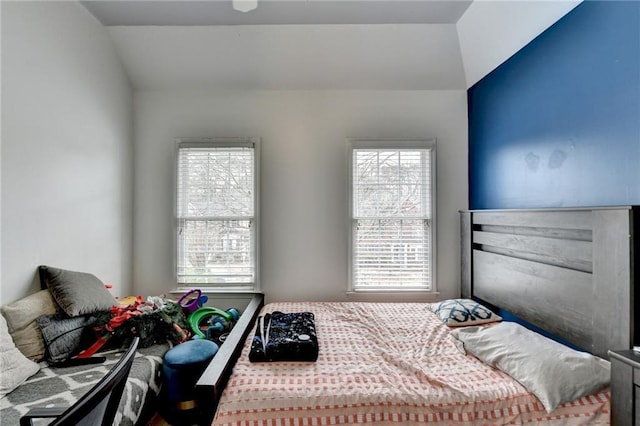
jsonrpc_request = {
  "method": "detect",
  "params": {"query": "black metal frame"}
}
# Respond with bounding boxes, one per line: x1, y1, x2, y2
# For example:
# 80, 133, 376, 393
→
20, 337, 140, 426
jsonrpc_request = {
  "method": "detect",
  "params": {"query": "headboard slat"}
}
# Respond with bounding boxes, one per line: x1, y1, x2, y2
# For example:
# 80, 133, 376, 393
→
473, 210, 592, 230
473, 249, 594, 352
474, 230, 592, 269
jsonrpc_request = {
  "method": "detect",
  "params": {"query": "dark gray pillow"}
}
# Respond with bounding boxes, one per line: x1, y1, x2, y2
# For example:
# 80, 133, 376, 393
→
39, 265, 117, 317
36, 313, 98, 364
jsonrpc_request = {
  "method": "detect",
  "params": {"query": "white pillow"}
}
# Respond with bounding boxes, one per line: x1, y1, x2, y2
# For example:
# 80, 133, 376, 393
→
0, 313, 40, 399
451, 322, 610, 413
429, 298, 502, 326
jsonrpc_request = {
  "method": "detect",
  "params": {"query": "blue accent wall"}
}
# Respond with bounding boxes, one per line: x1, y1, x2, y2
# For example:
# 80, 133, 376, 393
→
468, 1, 640, 209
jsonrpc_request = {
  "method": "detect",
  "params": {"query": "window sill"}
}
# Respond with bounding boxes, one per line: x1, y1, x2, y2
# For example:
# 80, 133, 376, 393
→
346, 290, 439, 303
169, 284, 262, 294
170, 287, 262, 296
170, 289, 263, 311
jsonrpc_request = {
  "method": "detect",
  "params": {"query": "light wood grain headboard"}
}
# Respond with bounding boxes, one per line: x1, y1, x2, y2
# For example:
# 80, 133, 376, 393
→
460, 206, 639, 359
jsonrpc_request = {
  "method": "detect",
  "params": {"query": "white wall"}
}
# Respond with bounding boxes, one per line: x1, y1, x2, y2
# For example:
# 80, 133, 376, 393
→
1, 2, 133, 304
457, 0, 581, 88
134, 90, 467, 304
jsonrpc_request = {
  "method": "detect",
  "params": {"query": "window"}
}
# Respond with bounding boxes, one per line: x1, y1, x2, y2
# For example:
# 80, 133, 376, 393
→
348, 139, 435, 292
176, 138, 259, 290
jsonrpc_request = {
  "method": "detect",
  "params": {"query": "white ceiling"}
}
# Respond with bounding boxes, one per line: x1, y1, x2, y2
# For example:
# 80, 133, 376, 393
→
82, 0, 473, 26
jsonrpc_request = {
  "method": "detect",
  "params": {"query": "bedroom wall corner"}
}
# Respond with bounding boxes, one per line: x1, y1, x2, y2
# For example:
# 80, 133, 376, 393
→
1, 1, 134, 304
457, 0, 581, 88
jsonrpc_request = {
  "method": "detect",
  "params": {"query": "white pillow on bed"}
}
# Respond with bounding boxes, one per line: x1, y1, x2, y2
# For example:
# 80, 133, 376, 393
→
451, 322, 610, 413
429, 298, 502, 326
0, 314, 40, 399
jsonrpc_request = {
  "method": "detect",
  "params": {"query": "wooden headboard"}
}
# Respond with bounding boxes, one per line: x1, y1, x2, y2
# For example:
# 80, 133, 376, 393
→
460, 206, 639, 359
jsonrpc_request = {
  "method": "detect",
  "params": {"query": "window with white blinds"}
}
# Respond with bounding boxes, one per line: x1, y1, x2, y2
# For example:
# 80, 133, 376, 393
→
349, 139, 435, 292
176, 138, 259, 289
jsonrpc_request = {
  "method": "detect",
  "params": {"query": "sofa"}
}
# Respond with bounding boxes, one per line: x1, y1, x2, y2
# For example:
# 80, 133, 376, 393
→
0, 266, 187, 425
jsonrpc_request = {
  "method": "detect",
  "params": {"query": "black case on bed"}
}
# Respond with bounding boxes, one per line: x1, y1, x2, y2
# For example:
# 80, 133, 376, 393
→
249, 311, 318, 362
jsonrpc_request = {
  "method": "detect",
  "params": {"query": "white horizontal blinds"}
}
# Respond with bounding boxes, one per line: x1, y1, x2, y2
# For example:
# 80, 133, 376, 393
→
353, 148, 432, 289
177, 144, 255, 285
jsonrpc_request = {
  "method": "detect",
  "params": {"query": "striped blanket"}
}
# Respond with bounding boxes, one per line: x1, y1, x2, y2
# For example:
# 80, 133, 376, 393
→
213, 302, 609, 425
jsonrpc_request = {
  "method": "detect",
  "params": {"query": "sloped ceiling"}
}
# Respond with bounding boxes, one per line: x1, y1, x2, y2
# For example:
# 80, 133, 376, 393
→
82, 0, 581, 91
82, 1, 473, 26
457, 0, 581, 87
107, 24, 467, 90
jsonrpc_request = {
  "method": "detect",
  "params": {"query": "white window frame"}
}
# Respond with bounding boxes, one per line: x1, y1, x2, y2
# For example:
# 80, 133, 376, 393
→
175, 137, 260, 292
347, 138, 436, 293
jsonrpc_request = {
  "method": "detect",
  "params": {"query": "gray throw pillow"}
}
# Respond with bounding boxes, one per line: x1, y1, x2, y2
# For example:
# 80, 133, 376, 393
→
36, 313, 98, 364
39, 265, 117, 317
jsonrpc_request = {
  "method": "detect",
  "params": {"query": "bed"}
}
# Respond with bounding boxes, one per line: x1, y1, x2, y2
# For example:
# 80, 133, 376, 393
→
198, 206, 639, 425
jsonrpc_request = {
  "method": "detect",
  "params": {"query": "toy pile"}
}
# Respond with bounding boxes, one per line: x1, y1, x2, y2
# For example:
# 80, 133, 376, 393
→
78, 290, 240, 358
177, 289, 240, 346
82, 295, 191, 357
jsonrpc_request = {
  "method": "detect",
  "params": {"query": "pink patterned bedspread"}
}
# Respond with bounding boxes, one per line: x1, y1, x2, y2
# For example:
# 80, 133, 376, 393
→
213, 302, 609, 425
